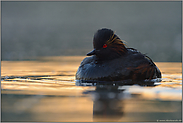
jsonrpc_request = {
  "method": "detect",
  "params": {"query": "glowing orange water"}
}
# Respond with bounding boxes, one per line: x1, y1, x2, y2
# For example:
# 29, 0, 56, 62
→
1, 56, 182, 122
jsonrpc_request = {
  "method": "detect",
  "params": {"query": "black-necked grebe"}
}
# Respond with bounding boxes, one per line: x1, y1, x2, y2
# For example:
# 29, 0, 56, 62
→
76, 28, 161, 81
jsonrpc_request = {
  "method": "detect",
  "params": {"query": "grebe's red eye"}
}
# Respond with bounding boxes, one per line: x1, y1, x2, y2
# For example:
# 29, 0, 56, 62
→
103, 44, 107, 48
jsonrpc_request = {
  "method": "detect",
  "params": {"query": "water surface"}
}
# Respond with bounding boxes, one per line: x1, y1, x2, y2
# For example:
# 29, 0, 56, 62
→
1, 56, 182, 122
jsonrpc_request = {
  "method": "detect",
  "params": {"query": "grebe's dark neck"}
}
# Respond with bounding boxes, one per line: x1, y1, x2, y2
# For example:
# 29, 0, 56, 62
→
96, 45, 128, 61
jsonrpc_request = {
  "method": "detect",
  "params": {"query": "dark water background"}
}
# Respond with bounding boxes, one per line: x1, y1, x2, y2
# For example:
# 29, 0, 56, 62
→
1, 56, 182, 122
1, 1, 182, 62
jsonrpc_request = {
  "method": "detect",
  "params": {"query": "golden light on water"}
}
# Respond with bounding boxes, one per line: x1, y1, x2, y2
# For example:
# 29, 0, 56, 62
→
1, 56, 182, 122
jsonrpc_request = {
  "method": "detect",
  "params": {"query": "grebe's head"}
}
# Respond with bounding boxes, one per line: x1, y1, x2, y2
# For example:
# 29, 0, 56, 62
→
87, 28, 127, 60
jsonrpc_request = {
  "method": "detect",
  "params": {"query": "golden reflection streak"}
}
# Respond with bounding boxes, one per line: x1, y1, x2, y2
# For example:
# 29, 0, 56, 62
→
1, 56, 182, 101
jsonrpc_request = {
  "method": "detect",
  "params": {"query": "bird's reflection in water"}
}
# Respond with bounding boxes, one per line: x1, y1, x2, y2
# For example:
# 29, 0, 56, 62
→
76, 80, 157, 122
91, 85, 124, 121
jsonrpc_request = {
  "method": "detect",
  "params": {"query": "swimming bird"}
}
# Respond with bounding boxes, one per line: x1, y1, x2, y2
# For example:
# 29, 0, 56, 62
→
76, 28, 161, 82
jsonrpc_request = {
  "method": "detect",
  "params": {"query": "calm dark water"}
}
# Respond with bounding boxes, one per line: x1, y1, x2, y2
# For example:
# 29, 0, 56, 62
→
1, 56, 182, 122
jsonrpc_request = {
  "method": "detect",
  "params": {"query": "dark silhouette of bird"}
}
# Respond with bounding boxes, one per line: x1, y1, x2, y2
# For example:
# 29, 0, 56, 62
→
76, 28, 161, 82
